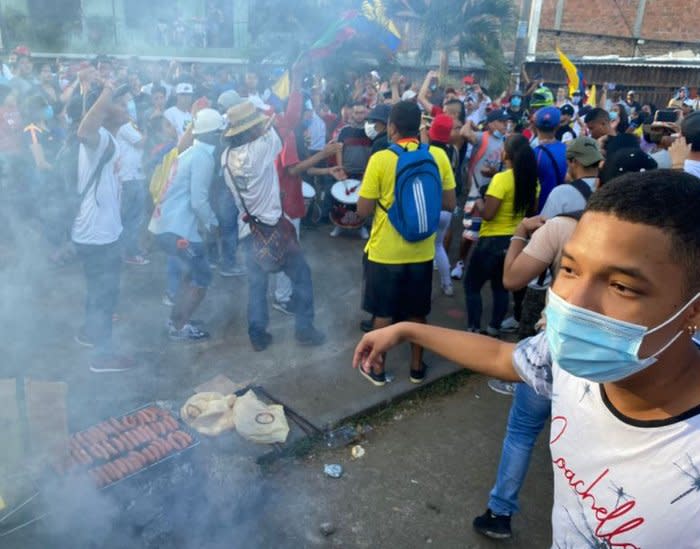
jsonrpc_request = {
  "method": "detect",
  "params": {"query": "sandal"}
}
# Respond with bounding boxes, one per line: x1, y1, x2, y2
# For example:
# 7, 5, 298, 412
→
359, 362, 386, 387
409, 362, 428, 384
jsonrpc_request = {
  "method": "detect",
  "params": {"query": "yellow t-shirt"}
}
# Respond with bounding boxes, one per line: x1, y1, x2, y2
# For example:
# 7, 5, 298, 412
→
480, 169, 537, 237
360, 140, 456, 264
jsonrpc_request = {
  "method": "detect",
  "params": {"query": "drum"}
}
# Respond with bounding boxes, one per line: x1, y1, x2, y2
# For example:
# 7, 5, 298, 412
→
329, 179, 364, 229
302, 181, 316, 216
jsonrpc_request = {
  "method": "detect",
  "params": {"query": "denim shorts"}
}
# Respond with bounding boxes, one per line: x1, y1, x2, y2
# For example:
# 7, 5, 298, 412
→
155, 232, 213, 288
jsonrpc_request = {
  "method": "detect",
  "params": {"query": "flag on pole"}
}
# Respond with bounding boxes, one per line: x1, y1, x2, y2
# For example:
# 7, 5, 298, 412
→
556, 47, 580, 97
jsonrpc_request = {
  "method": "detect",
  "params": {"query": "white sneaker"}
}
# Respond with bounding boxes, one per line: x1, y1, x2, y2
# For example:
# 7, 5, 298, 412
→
450, 261, 464, 280
488, 379, 516, 396
330, 226, 341, 237
500, 316, 519, 333
441, 284, 454, 296
359, 227, 369, 240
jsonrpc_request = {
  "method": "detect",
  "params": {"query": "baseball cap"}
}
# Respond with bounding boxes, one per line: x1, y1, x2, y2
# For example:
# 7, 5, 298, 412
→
560, 104, 575, 117
367, 104, 391, 124
566, 137, 603, 167
485, 109, 509, 124
429, 114, 454, 144
175, 82, 194, 95
401, 90, 417, 101
535, 106, 561, 130
681, 111, 700, 147
600, 147, 657, 185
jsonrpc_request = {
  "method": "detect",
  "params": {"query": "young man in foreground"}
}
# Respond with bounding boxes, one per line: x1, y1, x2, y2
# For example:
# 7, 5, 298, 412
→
354, 170, 700, 547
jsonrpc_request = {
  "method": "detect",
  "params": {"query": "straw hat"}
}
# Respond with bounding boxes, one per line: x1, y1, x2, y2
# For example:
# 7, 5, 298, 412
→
224, 101, 270, 138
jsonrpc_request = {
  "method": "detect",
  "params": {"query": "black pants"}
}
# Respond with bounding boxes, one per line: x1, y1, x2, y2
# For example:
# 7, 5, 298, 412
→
75, 240, 122, 352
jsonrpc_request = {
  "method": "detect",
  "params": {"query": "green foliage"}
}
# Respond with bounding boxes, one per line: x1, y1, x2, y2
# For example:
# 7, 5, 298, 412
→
390, 0, 513, 94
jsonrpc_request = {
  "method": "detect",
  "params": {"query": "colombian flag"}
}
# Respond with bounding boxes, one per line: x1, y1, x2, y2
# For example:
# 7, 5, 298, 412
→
556, 47, 585, 98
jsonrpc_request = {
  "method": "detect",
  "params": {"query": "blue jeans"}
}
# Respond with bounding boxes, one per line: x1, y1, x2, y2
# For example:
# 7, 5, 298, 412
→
210, 179, 239, 269
244, 239, 314, 341
488, 382, 551, 515
464, 236, 510, 331
74, 240, 122, 353
156, 233, 212, 289
120, 180, 147, 257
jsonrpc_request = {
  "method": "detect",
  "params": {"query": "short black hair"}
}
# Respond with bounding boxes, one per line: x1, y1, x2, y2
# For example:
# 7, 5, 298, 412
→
443, 98, 466, 123
584, 108, 609, 125
586, 170, 700, 294
389, 100, 421, 138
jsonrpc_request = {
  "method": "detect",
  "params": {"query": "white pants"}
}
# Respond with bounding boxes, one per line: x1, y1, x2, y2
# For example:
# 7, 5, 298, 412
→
434, 211, 452, 287
274, 217, 301, 303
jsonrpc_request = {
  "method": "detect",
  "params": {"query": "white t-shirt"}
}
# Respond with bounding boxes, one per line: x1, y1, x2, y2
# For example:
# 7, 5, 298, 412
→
684, 159, 700, 179
222, 129, 283, 239
164, 106, 192, 138
540, 177, 596, 219
514, 332, 700, 549
72, 128, 122, 245
116, 122, 144, 181
650, 149, 672, 170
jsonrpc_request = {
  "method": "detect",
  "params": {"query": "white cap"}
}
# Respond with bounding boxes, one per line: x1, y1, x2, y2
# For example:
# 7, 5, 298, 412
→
192, 108, 225, 135
401, 90, 417, 101
217, 90, 243, 110
175, 82, 194, 95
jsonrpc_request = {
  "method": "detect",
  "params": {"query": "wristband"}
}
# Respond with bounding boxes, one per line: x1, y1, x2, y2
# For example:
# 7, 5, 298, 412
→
510, 236, 529, 244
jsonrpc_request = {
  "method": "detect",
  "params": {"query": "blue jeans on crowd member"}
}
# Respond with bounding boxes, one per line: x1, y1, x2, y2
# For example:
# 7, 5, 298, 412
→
166, 255, 183, 299
155, 233, 213, 289
464, 236, 511, 331
74, 240, 122, 353
120, 180, 147, 257
244, 239, 315, 343
488, 382, 551, 516
215, 182, 240, 270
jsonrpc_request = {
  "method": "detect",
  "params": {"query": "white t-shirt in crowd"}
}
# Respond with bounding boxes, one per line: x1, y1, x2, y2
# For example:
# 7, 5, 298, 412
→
223, 129, 283, 239
116, 122, 144, 181
684, 159, 700, 179
72, 128, 122, 245
650, 149, 672, 170
164, 106, 192, 138
513, 332, 700, 549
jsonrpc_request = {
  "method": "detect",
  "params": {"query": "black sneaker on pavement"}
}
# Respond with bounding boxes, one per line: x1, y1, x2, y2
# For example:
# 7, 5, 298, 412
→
89, 354, 136, 373
473, 508, 512, 539
409, 362, 428, 384
168, 323, 210, 341
296, 327, 326, 346
250, 331, 273, 352
272, 300, 296, 316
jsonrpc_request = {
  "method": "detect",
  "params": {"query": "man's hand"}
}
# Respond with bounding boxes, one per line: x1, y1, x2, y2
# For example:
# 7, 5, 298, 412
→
670, 135, 690, 169
323, 142, 343, 157
390, 72, 401, 87
515, 215, 546, 238
353, 325, 403, 372
329, 166, 347, 180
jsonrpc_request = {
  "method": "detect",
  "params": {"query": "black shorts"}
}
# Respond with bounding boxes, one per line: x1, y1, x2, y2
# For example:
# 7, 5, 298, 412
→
363, 257, 433, 319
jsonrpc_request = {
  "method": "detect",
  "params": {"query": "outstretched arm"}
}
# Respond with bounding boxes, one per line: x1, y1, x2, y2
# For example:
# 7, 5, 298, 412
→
353, 322, 521, 381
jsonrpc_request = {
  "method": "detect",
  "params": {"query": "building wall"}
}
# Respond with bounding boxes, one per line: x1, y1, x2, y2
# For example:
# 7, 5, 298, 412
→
519, 0, 700, 58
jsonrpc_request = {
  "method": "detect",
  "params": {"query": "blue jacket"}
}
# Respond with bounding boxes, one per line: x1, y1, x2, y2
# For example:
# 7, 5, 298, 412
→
149, 140, 219, 242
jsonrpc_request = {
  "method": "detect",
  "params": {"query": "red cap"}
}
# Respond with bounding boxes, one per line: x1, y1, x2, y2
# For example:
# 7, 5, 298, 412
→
13, 45, 31, 57
462, 75, 475, 85
429, 114, 454, 144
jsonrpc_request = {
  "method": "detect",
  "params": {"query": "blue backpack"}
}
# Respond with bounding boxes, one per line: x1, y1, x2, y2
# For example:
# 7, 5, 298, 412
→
378, 143, 442, 242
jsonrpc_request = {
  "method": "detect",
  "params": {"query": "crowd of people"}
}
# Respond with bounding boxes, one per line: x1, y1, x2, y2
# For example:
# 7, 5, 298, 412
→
2, 42, 700, 546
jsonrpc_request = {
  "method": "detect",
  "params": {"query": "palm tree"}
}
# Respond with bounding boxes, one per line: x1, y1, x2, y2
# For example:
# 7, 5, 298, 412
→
391, 0, 513, 93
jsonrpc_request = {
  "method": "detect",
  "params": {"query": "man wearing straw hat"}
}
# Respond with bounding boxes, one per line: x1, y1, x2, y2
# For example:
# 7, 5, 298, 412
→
222, 100, 326, 352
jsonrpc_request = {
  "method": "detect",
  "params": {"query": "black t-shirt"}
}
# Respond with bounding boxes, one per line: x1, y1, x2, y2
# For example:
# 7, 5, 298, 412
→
370, 132, 389, 154
337, 125, 372, 178
555, 125, 576, 142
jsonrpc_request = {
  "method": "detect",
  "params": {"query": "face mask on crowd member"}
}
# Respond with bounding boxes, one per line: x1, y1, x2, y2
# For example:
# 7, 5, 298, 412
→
510, 95, 522, 109
485, 109, 509, 139
364, 104, 390, 140
571, 91, 582, 105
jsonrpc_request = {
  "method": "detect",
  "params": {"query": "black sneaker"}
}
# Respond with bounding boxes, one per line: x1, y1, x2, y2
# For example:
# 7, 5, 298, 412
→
409, 362, 428, 384
168, 323, 210, 341
296, 327, 326, 346
473, 508, 512, 539
359, 318, 374, 333
250, 331, 273, 352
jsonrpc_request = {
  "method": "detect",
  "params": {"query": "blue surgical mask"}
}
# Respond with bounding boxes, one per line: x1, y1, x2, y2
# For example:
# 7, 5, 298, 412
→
493, 130, 505, 140
545, 289, 698, 383
609, 110, 619, 122
41, 105, 54, 121
511, 97, 522, 108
